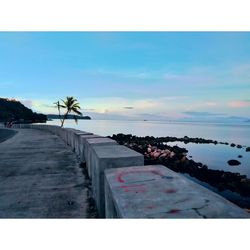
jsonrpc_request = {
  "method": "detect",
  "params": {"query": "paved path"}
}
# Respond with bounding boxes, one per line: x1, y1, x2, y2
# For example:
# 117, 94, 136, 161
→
0, 128, 17, 143
0, 129, 89, 218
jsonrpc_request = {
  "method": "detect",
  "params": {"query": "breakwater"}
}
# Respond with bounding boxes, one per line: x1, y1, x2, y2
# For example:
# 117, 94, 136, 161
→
11, 124, 250, 218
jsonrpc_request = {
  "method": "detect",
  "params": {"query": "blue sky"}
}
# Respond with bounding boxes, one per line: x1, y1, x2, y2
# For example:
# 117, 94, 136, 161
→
0, 32, 250, 121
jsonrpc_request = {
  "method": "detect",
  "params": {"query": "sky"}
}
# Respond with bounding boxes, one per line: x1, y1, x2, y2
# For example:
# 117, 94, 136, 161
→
0, 32, 250, 122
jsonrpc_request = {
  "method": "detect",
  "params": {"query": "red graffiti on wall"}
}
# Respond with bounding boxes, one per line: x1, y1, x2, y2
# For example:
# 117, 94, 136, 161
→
163, 189, 177, 194
116, 169, 166, 184
167, 209, 181, 214
115, 168, 176, 198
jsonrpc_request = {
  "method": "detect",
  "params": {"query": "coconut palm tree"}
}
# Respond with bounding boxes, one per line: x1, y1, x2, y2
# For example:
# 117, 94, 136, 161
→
59, 97, 82, 127
53, 100, 63, 124
54, 97, 83, 127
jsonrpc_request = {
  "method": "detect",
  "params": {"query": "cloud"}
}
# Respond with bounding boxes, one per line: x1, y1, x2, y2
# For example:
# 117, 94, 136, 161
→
205, 102, 217, 106
182, 111, 226, 117
231, 63, 250, 76
123, 107, 134, 109
83, 69, 154, 80
228, 100, 250, 108
82, 108, 96, 111
162, 96, 190, 100
20, 99, 33, 109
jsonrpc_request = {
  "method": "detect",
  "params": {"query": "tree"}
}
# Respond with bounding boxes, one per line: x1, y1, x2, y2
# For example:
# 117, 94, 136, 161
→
53, 100, 63, 125
54, 97, 82, 127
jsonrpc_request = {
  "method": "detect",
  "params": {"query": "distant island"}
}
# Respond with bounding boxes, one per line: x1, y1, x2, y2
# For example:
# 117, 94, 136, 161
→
0, 98, 47, 123
47, 114, 91, 120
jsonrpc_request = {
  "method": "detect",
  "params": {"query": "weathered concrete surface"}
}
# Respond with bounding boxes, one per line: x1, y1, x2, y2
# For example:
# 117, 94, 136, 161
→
73, 131, 93, 155
104, 165, 250, 218
78, 134, 103, 162
91, 145, 144, 217
85, 138, 118, 178
0, 129, 89, 218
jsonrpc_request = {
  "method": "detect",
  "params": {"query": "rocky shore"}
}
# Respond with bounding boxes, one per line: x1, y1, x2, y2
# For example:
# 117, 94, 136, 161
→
109, 133, 250, 210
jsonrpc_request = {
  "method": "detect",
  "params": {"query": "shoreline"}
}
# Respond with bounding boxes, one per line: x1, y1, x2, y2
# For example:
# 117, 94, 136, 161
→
109, 133, 250, 210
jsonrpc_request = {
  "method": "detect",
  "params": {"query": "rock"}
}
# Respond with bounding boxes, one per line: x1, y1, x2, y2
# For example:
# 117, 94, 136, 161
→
230, 143, 236, 147
227, 160, 241, 166
169, 152, 175, 158
159, 153, 167, 158
237, 145, 242, 149
238, 155, 243, 158
153, 152, 161, 158
246, 147, 250, 152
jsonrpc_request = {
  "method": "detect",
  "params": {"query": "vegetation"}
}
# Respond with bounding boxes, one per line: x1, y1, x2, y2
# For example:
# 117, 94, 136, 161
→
47, 114, 91, 120
0, 98, 47, 123
54, 97, 83, 127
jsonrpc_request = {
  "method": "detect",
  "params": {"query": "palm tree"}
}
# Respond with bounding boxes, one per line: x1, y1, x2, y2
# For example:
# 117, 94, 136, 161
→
53, 101, 63, 124
59, 97, 82, 127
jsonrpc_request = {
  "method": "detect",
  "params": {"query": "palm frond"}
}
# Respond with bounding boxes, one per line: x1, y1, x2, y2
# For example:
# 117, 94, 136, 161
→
72, 108, 82, 115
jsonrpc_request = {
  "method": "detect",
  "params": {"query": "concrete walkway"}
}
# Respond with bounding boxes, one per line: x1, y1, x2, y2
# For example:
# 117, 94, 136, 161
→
0, 129, 89, 218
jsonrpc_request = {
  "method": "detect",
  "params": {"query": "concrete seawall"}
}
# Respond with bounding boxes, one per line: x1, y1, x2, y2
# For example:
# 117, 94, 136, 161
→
11, 123, 250, 218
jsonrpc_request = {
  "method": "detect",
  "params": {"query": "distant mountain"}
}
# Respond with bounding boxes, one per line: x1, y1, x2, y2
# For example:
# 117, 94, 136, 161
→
0, 98, 47, 123
47, 114, 91, 120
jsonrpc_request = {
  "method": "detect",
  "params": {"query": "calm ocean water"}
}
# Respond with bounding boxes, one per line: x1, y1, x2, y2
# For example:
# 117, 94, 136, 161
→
47, 119, 250, 178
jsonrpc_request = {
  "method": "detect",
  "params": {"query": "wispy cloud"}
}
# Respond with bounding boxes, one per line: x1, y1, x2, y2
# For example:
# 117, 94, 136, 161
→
228, 100, 250, 108
82, 108, 96, 111
123, 107, 134, 109
182, 111, 226, 117
205, 102, 217, 106
20, 99, 33, 109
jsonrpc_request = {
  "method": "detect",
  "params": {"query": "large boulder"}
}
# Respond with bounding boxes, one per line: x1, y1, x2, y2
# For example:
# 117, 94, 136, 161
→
227, 160, 241, 166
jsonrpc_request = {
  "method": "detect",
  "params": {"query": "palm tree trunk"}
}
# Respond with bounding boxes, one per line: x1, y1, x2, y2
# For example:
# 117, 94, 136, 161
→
57, 106, 62, 124
61, 111, 69, 127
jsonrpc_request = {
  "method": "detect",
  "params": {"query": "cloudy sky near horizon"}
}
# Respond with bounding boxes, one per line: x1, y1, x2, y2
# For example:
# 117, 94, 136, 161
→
0, 32, 250, 121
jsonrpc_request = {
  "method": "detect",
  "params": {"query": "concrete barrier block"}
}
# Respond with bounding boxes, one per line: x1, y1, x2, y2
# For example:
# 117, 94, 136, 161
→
57, 127, 66, 140
59, 128, 71, 143
12, 124, 20, 129
104, 165, 250, 218
65, 128, 78, 146
38, 125, 46, 130
68, 130, 86, 151
85, 138, 118, 178
67, 129, 76, 147
91, 145, 144, 217
73, 131, 93, 155
62, 128, 69, 142
20, 124, 29, 129
78, 134, 103, 162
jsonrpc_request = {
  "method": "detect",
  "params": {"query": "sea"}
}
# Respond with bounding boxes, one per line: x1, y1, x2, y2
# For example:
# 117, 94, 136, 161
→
47, 119, 250, 179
